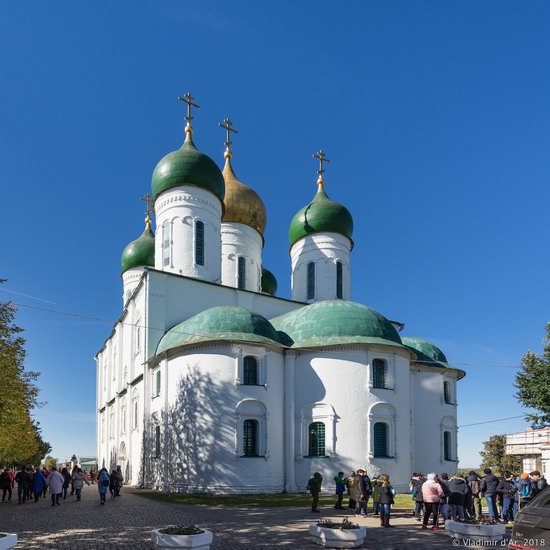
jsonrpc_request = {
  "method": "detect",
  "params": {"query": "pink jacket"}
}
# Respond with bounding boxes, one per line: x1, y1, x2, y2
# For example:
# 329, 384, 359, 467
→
422, 480, 444, 503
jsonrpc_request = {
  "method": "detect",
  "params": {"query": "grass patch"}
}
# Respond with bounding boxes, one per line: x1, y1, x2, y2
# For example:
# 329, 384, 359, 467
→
138, 491, 414, 509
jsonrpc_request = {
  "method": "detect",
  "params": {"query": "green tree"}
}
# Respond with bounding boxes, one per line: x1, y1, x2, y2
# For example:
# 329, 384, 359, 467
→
0, 290, 50, 465
514, 322, 550, 426
479, 434, 522, 475
43, 456, 58, 470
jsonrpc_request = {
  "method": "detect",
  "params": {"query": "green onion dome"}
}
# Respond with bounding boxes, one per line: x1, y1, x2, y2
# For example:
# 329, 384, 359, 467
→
121, 219, 155, 273
156, 306, 283, 354
271, 300, 403, 349
401, 336, 465, 379
151, 134, 225, 203
289, 182, 353, 248
261, 267, 278, 296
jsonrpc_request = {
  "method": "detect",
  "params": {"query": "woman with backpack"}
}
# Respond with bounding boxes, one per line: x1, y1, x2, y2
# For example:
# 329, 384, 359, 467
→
97, 468, 110, 505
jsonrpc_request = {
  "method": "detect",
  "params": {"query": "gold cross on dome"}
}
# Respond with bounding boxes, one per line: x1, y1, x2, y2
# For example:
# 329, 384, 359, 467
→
219, 117, 238, 157
140, 193, 153, 218
313, 150, 330, 184
177, 92, 200, 133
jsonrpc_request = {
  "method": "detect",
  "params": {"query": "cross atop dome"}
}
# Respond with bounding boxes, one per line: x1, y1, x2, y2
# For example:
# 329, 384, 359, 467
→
219, 117, 238, 159
313, 149, 330, 189
177, 92, 200, 138
140, 193, 153, 229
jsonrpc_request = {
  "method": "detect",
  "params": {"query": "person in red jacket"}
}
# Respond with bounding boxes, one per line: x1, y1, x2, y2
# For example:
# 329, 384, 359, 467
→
421, 473, 444, 530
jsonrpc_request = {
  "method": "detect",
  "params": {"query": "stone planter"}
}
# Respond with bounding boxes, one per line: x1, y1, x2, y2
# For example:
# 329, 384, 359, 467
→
151, 528, 213, 550
309, 524, 366, 548
0, 534, 17, 550
445, 520, 506, 542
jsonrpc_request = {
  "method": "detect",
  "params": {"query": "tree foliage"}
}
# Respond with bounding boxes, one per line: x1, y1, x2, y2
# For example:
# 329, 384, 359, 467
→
514, 322, 550, 426
479, 434, 522, 475
43, 456, 58, 470
0, 293, 50, 465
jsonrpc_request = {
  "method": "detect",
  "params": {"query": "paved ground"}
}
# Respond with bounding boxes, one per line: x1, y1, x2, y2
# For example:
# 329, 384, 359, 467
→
1, 486, 501, 549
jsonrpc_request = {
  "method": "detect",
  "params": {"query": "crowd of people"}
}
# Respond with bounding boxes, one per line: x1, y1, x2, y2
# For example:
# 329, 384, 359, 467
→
0, 464, 124, 506
410, 468, 547, 529
307, 467, 547, 530
308, 469, 397, 527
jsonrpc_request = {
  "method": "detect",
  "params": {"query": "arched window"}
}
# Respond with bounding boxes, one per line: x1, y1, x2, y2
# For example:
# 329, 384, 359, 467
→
372, 359, 387, 389
373, 422, 389, 457
308, 422, 326, 457
162, 220, 171, 267
243, 419, 259, 457
120, 402, 126, 435
132, 391, 139, 430
243, 356, 258, 385
336, 261, 343, 299
237, 256, 246, 289
443, 381, 451, 404
444, 431, 452, 461
155, 425, 161, 458
307, 262, 315, 300
195, 220, 205, 266
155, 370, 161, 397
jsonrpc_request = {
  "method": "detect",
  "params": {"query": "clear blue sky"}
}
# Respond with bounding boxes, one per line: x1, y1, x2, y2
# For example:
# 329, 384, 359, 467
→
1, 0, 549, 468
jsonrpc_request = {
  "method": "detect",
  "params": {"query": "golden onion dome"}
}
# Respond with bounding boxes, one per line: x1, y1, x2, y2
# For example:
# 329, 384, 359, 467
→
222, 155, 267, 235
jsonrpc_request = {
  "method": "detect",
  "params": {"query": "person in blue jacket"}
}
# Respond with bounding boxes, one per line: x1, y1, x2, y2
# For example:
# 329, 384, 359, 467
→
32, 469, 47, 503
97, 468, 110, 505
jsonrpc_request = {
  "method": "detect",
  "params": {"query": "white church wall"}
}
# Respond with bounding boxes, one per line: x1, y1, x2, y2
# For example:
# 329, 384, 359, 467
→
143, 344, 286, 493
221, 222, 262, 292
292, 346, 412, 492
122, 267, 145, 307
290, 232, 351, 302
154, 186, 222, 283
412, 369, 459, 475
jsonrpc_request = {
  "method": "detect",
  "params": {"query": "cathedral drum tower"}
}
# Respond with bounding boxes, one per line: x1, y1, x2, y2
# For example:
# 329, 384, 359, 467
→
151, 94, 225, 282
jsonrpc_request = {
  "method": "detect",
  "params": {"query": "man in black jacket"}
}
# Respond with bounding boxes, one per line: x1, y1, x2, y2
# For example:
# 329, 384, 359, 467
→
354, 469, 372, 516
496, 472, 517, 523
15, 466, 31, 504
480, 468, 500, 522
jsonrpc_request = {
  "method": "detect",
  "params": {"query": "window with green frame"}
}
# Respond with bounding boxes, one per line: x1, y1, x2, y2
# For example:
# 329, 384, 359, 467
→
154, 425, 161, 458
243, 356, 258, 385
373, 422, 389, 457
308, 422, 326, 457
372, 359, 387, 389
444, 431, 452, 461
243, 419, 259, 457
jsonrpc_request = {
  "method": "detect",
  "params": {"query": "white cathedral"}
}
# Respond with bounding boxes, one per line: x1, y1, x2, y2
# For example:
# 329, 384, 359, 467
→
95, 95, 465, 493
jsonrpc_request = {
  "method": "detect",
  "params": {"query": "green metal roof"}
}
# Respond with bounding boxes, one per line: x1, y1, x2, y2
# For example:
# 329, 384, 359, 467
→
151, 135, 225, 202
156, 306, 283, 354
121, 224, 155, 273
401, 336, 466, 379
271, 300, 404, 349
261, 266, 278, 296
289, 187, 353, 247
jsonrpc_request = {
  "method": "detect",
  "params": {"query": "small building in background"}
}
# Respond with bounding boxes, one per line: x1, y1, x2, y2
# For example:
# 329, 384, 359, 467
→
506, 427, 550, 476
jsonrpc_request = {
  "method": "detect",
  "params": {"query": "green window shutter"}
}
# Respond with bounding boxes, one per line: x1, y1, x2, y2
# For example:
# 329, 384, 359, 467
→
307, 262, 315, 300
308, 422, 326, 457
195, 220, 205, 266
373, 359, 387, 389
444, 431, 452, 461
155, 426, 161, 458
238, 256, 246, 289
373, 422, 388, 457
336, 261, 343, 299
243, 419, 258, 456
243, 356, 258, 385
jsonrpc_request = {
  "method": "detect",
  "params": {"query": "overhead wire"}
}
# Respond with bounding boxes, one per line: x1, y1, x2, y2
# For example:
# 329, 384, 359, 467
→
3, 298, 527, 369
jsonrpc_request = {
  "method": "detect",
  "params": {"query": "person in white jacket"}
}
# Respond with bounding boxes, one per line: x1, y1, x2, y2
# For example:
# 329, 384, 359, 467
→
47, 467, 65, 506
